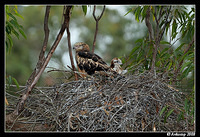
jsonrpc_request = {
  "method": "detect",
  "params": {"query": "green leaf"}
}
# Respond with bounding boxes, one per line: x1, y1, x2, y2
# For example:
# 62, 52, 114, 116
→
156, 60, 161, 67
160, 47, 170, 56
141, 6, 148, 22
184, 99, 190, 115
177, 111, 184, 122
168, 61, 173, 70
160, 105, 168, 116
7, 12, 17, 21
180, 61, 192, 72
136, 49, 144, 62
82, 5, 87, 16
166, 109, 174, 119
135, 38, 143, 44
6, 34, 13, 53
160, 41, 170, 45
175, 43, 186, 52
10, 19, 20, 29
164, 109, 174, 123
181, 65, 192, 79
172, 20, 178, 40
14, 12, 24, 20
8, 75, 12, 85
165, 21, 170, 35
6, 23, 12, 34
19, 29, 27, 39
179, 51, 193, 63
129, 45, 140, 56
11, 28, 20, 39
134, 6, 141, 22
124, 8, 134, 16
12, 77, 20, 89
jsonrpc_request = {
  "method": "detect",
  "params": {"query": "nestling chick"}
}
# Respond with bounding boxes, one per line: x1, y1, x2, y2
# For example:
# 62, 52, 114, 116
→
110, 58, 127, 75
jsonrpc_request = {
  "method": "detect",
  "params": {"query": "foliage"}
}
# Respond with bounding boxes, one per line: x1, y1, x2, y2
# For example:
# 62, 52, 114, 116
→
6, 5, 27, 90
124, 5, 195, 126
6, 5, 27, 54
6, 75, 19, 90
125, 5, 194, 81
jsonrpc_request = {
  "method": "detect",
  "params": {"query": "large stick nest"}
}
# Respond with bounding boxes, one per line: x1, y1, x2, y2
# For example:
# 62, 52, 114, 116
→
6, 71, 193, 132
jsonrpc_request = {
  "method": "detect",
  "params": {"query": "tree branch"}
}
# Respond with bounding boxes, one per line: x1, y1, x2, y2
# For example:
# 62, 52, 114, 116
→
92, 5, 106, 53
7, 6, 70, 122
145, 6, 154, 41
40, 6, 50, 61
150, 6, 172, 73
65, 6, 78, 80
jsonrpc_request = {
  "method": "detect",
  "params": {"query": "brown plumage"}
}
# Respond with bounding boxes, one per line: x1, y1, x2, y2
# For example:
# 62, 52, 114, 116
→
110, 57, 127, 75
73, 42, 111, 77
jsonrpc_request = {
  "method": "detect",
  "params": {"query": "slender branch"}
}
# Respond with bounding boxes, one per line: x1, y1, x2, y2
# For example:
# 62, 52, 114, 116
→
65, 6, 78, 81
40, 6, 50, 61
92, 5, 106, 53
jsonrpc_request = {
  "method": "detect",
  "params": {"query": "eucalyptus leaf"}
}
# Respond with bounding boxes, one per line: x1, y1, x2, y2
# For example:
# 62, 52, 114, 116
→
82, 5, 87, 16
160, 105, 168, 116
12, 77, 20, 89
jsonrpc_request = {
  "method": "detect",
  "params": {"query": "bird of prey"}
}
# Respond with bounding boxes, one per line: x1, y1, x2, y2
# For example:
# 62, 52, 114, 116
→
110, 57, 127, 75
73, 42, 115, 77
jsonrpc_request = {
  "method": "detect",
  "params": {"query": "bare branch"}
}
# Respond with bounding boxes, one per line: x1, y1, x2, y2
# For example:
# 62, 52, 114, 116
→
40, 6, 50, 61
92, 5, 106, 53
93, 5, 106, 22
65, 6, 78, 81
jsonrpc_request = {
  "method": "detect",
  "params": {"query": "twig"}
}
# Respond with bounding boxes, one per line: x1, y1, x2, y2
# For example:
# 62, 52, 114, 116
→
92, 5, 106, 53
